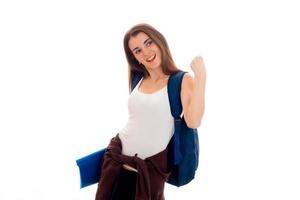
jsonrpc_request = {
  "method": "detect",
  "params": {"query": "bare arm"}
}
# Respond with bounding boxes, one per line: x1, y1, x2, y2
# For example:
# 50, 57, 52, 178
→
181, 56, 206, 128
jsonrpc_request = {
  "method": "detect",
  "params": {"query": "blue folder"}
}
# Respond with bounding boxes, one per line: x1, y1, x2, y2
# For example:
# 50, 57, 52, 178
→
76, 148, 107, 188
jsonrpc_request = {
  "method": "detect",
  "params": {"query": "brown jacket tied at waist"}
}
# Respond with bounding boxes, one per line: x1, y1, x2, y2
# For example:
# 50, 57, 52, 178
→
95, 134, 171, 200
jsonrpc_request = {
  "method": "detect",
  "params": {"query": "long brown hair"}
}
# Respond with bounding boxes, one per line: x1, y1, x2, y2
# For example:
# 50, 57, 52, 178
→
123, 23, 181, 93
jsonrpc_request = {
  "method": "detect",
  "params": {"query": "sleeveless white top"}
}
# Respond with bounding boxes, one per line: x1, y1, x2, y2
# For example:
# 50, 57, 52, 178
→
118, 77, 175, 159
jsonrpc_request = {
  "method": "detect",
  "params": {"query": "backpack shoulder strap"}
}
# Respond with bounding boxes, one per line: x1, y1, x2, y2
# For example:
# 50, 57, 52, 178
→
130, 71, 144, 92
167, 70, 188, 165
167, 70, 187, 119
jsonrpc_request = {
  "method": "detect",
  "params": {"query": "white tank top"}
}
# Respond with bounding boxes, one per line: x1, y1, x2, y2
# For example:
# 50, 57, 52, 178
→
118, 77, 175, 160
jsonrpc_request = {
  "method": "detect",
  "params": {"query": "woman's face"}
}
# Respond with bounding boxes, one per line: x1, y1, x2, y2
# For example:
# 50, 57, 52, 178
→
128, 32, 162, 70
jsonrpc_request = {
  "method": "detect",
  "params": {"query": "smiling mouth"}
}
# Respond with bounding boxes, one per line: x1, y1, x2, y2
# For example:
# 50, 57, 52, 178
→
146, 54, 156, 62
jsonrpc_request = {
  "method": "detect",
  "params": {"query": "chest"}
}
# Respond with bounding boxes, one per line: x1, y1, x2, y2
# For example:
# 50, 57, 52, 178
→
138, 77, 169, 94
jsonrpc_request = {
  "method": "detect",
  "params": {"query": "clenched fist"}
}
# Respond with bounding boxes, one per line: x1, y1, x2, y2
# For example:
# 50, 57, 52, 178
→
190, 56, 206, 79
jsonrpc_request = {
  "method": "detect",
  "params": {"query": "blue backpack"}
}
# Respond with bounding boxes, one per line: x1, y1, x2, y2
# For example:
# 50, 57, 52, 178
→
76, 70, 199, 188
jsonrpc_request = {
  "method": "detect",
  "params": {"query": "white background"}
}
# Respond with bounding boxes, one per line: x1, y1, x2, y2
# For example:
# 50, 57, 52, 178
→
1, 0, 300, 199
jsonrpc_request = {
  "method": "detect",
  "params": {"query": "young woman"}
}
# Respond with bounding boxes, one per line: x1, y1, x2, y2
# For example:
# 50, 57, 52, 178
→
95, 23, 206, 200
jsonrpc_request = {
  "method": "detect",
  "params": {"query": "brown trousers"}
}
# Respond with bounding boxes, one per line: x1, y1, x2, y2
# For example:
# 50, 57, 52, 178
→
95, 133, 170, 200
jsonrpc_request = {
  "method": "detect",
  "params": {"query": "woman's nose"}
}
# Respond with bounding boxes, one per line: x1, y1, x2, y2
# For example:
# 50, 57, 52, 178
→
142, 48, 151, 57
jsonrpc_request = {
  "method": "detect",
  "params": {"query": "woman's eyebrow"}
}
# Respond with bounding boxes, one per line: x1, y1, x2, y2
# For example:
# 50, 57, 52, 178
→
132, 38, 151, 52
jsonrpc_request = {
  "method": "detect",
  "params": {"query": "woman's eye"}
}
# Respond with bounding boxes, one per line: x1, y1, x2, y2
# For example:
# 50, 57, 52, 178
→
146, 41, 152, 46
135, 49, 141, 54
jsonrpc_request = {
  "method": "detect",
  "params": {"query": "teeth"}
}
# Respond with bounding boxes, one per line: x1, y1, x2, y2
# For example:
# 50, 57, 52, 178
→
146, 55, 155, 62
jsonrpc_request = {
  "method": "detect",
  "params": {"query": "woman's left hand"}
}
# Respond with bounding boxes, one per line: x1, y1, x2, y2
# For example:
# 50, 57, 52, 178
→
190, 56, 206, 78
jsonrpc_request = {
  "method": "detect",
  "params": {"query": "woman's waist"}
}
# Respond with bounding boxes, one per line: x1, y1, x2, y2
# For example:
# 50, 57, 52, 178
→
118, 133, 171, 160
